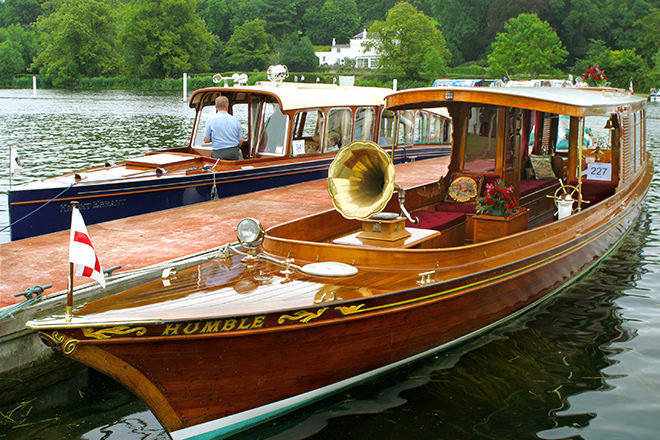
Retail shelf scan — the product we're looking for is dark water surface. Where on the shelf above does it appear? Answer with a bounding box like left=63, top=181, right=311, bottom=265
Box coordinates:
left=1, top=91, right=659, bottom=439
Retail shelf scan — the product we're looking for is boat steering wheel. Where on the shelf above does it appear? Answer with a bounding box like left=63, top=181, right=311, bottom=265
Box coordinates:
left=547, top=179, right=589, bottom=215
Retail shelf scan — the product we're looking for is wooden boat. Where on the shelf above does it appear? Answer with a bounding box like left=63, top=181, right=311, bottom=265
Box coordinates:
left=7, top=80, right=451, bottom=241
left=27, top=86, right=651, bottom=440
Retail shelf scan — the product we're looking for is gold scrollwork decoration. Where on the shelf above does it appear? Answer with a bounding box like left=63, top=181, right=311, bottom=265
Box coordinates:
left=62, top=338, right=79, bottom=355
left=335, top=304, right=365, bottom=316
left=37, top=331, right=79, bottom=355
left=38, top=330, right=65, bottom=347
left=278, top=307, right=328, bottom=324
left=82, top=326, right=147, bottom=340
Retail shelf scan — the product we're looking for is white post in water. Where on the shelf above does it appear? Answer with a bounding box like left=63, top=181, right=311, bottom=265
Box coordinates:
left=393, top=79, right=397, bottom=91
left=182, top=73, right=187, bottom=101
left=32, top=76, right=37, bottom=96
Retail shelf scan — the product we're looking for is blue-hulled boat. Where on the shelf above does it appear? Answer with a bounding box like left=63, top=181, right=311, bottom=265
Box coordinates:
left=8, top=82, right=451, bottom=240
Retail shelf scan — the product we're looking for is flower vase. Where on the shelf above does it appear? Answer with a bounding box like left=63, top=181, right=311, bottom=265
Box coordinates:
left=489, top=206, right=507, bottom=217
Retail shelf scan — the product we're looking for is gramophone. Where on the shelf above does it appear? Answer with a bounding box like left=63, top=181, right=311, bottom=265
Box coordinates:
left=327, top=141, right=418, bottom=243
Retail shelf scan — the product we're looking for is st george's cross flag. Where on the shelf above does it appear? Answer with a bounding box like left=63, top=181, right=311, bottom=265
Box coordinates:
left=69, top=205, right=106, bottom=288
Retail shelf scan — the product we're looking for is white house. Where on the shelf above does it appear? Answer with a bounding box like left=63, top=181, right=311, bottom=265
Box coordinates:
left=315, top=30, right=380, bottom=69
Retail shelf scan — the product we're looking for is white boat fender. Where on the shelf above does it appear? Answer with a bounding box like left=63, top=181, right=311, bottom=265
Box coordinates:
left=156, top=167, right=166, bottom=176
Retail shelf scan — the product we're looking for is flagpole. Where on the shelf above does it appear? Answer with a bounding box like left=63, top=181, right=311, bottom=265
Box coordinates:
left=67, top=262, right=74, bottom=322
left=66, top=201, right=79, bottom=322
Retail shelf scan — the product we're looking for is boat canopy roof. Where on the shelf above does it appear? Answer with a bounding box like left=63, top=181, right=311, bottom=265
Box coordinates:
left=190, top=83, right=392, bottom=112
left=385, top=87, right=646, bottom=117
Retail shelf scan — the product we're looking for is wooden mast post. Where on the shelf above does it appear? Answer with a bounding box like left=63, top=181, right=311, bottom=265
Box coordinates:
left=66, top=201, right=78, bottom=322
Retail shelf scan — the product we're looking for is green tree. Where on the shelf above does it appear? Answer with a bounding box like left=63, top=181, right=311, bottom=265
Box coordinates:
left=600, top=0, right=653, bottom=52
left=366, top=2, right=451, bottom=79
left=198, top=0, right=232, bottom=42
left=301, top=0, right=326, bottom=44
left=34, top=0, right=121, bottom=86
left=121, top=0, right=214, bottom=78
left=555, top=0, right=611, bottom=65
left=261, top=0, right=297, bottom=39
left=305, top=0, right=360, bottom=45
left=0, top=23, right=39, bottom=72
left=224, top=18, right=271, bottom=71
left=634, top=8, right=660, bottom=66
left=488, top=13, right=568, bottom=78
left=431, top=0, right=489, bottom=65
left=356, top=0, right=396, bottom=25
left=0, top=40, right=25, bottom=77
left=649, top=48, right=660, bottom=87
left=277, top=32, right=318, bottom=72
left=607, top=48, right=648, bottom=90
left=320, top=0, right=360, bottom=44
left=0, top=0, right=44, bottom=26
left=227, top=0, right=266, bottom=31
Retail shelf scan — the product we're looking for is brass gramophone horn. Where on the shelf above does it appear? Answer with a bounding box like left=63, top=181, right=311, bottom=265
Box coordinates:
left=327, top=141, right=395, bottom=220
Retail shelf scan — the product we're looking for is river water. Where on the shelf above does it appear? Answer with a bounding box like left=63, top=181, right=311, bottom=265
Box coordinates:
left=1, top=91, right=659, bottom=440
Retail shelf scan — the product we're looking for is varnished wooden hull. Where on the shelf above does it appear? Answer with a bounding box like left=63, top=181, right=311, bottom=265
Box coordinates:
left=33, top=159, right=650, bottom=439
left=28, top=85, right=652, bottom=439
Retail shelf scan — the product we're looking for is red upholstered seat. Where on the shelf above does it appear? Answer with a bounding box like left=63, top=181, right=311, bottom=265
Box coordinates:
left=406, top=210, right=466, bottom=231
left=569, top=180, right=616, bottom=205
left=435, top=202, right=476, bottom=213
left=519, top=178, right=557, bottom=196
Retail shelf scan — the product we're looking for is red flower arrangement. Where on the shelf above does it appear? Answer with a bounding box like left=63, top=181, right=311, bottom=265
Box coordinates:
left=583, top=64, right=608, bottom=87
left=476, top=180, right=518, bottom=216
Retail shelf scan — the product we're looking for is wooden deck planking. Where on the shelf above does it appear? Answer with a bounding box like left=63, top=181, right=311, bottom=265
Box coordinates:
left=0, top=156, right=449, bottom=307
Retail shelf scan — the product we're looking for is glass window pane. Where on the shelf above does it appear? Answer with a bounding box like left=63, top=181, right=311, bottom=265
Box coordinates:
left=354, top=107, right=375, bottom=141
left=325, top=108, right=352, bottom=152
left=292, top=110, right=324, bottom=156
left=397, top=110, right=414, bottom=145
left=194, top=105, right=216, bottom=147
left=256, top=102, right=287, bottom=155
left=464, top=105, right=497, bottom=172
left=414, top=111, right=429, bottom=144
left=378, top=110, right=396, bottom=146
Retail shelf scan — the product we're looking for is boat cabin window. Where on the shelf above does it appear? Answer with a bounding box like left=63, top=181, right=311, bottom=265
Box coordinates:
left=354, top=107, right=376, bottom=142
left=431, top=109, right=451, bottom=144
left=249, top=96, right=262, bottom=153
left=582, top=115, right=615, bottom=181
left=397, top=110, right=414, bottom=146
left=378, top=110, right=396, bottom=147
left=232, top=102, right=249, bottom=144
left=464, top=105, right=497, bottom=172
left=292, top=109, right=324, bottom=156
left=192, top=99, right=249, bottom=148
left=256, top=101, right=287, bottom=156
left=414, top=111, right=430, bottom=144
left=413, top=109, right=450, bottom=145
left=325, top=108, right=352, bottom=153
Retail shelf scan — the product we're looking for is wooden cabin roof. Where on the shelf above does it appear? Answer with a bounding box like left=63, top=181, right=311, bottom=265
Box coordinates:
left=190, top=84, right=392, bottom=112
left=385, top=87, right=647, bottom=116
